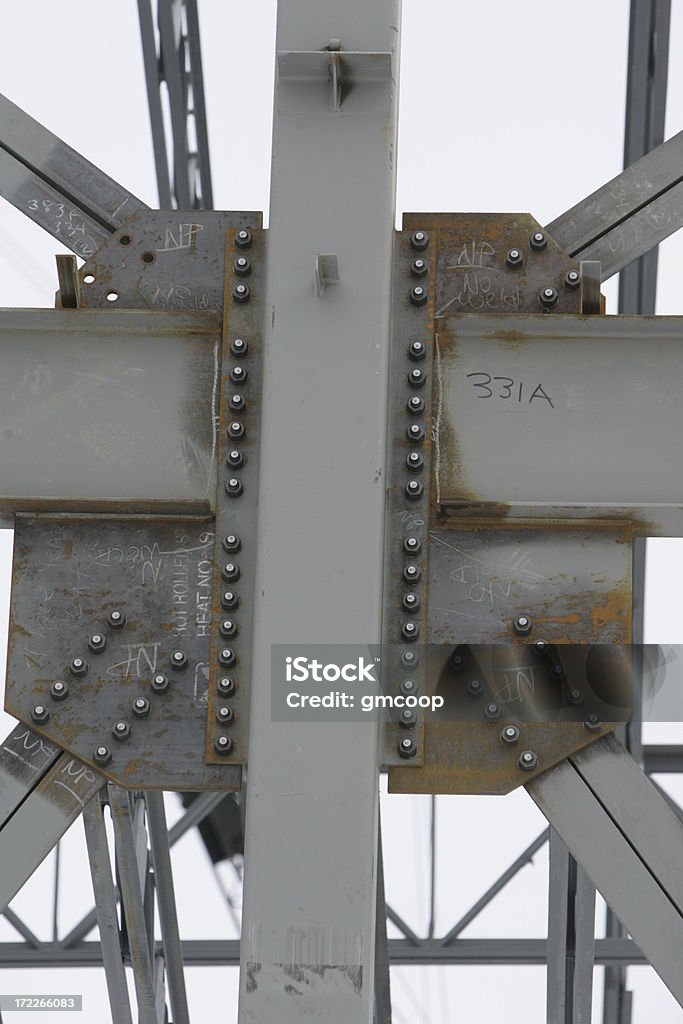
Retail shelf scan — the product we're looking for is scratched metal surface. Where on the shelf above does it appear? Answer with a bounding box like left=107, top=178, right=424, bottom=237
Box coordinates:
left=5, top=518, right=241, bottom=790
left=0, top=723, right=61, bottom=826
left=0, top=308, right=219, bottom=514
left=434, top=313, right=683, bottom=534
left=389, top=526, right=632, bottom=794
left=78, top=210, right=262, bottom=318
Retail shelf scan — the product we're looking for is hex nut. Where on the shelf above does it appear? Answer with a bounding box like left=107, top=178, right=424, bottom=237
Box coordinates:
left=107, top=610, right=126, bottom=629
left=410, top=258, right=429, bottom=277
left=407, top=368, right=426, bottom=388
left=401, top=621, right=420, bottom=641
left=222, top=562, right=241, bottom=582
left=518, top=750, right=538, bottom=771
left=410, top=230, right=429, bottom=251
left=225, top=477, right=244, bottom=497
left=484, top=701, right=502, bottom=721
left=228, top=393, right=246, bottom=412
left=402, top=592, right=420, bottom=612
left=69, top=657, right=88, bottom=677
left=564, top=269, right=580, bottom=290
left=400, top=679, right=418, bottom=696
left=513, top=614, right=532, bottom=636
left=112, top=721, right=131, bottom=741
left=221, top=590, right=239, bottom=610
left=567, top=688, right=584, bottom=707
left=217, top=677, right=236, bottom=697
left=233, top=256, right=252, bottom=277
left=403, top=564, right=421, bottom=583
left=399, top=708, right=417, bottom=728
left=232, top=283, right=250, bottom=303
left=222, top=534, right=242, bottom=553
left=401, top=651, right=419, bottom=668
left=467, top=678, right=483, bottom=698
left=216, top=706, right=235, bottom=725
left=533, top=639, right=549, bottom=657
left=406, top=423, right=426, bottom=442
left=407, top=395, right=425, bottom=414
left=405, top=480, right=424, bottom=500
left=227, top=421, right=245, bottom=439
left=539, top=286, right=559, bottom=309
left=214, top=735, right=233, bottom=755
left=50, top=681, right=68, bottom=701
left=403, top=536, right=422, bottom=555
left=501, top=725, right=520, bottom=746
left=151, top=673, right=170, bottom=694
left=398, top=736, right=418, bottom=759
left=219, top=648, right=237, bottom=667
left=235, top=229, right=252, bottom=250
left=584, top=713, right=602, bottom=732
left=230, top=337, right=249, bottom=357
left=31, top=704, right=50, bottom=724
left=529, top=231, right=547, bottom=251
left=132, top=697, right=151, bottom=718
left=406, top=452, right=424, bottom=472
left=408, top=340, right=427, bottom=361
left=220, top=619, right=238, bottom=638
left=88, top=634, right=107, bottom=653
left=94, top=745, right=112, bottom=766
left=409, top=285, right=428, bottom=306
left=170, top=650, right=188, bottom=670
left=506, top=248, right=524, bottom=268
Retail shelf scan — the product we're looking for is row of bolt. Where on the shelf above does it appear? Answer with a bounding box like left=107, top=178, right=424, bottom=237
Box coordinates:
left=504, top=231, right=580, bottom=309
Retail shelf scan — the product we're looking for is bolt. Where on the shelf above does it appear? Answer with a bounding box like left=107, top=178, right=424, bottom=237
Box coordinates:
left=232, top=283, right=250, bottom=303
left=408, top=340, right=427, bottom=361
left=225, top=449, right=240, bottom=469
left=233, top=256, right=252, bottom=276
left=584, top=712, right=602, bottom=732
left=407, top=395, right=425, bottom=414
left=50, top=681, right=68, bottom=701
left=229, top=365, right=248, bottom=385
left=220, top=619, right=238, bottom=638
left=398, top=736, right=418, bottom=758
left=94, top=745, right=112, bottom=766
left=405, top=480, right=424, bottom=500
left=88, top=633, right=106, bottom=653
left=406, top=451, right=424, bottom=472
left=403, top=592, right=420, bottom=612
left=216, top=706, right=235, bottom=724
left=230, top=337, right=249, bottom=356
left=132, top=697, right=151, bottom=718
left=501, top=725, right=520, bottom=746
left=467, top=678, right=483, bottom=697
left=530, top=231, right=547, bottom=251
left=409, top=285, right=428, bottom=306
left=400, top=679, right=418, bottom=696
left=518, top=750, right=538, bottom=771
left=407, top=368, right=426, bottom=388
left=217, top=677, right=236, bottom=697
left=401, top=650, right=419, bottom=668
left=533, top=639, right=549, bottom=656
left=403, top=564, right=421, bottom=583
left=506, top=248, right=523, bottom=268
left=222, top=562, right=241, bottom=582
left=551, top=663, right=566, bottom=680
left=70, top=657, right=88, bottom=677
left=228, top=393, right=246, bottom=412
left=219, top=648, right=237, bottom=667
left=484, top=701, right=502, bottom=721
left=404, top=536, right=422, bottom=554
left=170, top=650, right=188, bottom=670
left=235, top=228, right=252, bottom=249
left=221, top=590, right=239, bottom=610
left=107, top=610, right=126, bottom=629
left=410, top=230, right=429, bottom=251
left=222, top=534, right=242, bottom=553
left=564, top=269, right=580, bottom=289
left=225, top=477, right=244, bottom=497
left=567, top=688, right=584, bottom=706
left=539, top=286, right=559, bottom=308
left=151, top=673, right=170, bottom=693
left=513, top=614, right=532, bottom=636
left=31, top=704, right=49, bottom=723
left=407, top=423, right=426, bottom=442
left=214, top=735, right=233, bottom=755
left=450, top=651, right=466, bottom=672
left=402, top=621, right=420, bottom=641
left=112, top=721, right=130, bottom=741
left=227, top=421, right=245, bottom=439
left=411, top=258, right=428, bottom=277
left=400, top=708, right=417, bottom=727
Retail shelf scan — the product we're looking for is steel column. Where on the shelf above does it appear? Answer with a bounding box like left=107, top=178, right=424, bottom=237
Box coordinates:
left=547, top=830, right=596, bottom=1024
left=237, top=0, right=400, bottom=1019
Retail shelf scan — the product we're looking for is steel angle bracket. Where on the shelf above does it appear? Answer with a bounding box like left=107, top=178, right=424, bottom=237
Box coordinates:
left=205, top=227, right=266, bottom=765
left=5, top=516, right=240, bottom=790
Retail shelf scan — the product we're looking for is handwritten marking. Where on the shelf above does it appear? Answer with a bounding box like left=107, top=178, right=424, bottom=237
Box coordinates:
left=156, top=223, right=204, bottom=252
left=466, top=372, right=554, bottom=408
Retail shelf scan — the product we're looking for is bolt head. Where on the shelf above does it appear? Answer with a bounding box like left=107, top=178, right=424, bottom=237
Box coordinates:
left=50, top=680, right=68, bottom=701
left=221, top=590, right=239, bottom=610
left=70, top=657, right=88, bottom=677
left=405, top=480, right=424, bottom=500
left=232, top=283, right=250, bottom=303
left=220, top=619, right=238, bottom=638
left=227, top=421, right=245, bottom=439
left=484, top=701, right=502, bottom=720
left=218, top=677, right=236, bottom=696
left=539, top=286, right=559, bottom=308
left=235, top=229, right=252, bottom=249
left=31, top=704, right=49, bottom=723
left=401, top=621, right=419, bottom=641
left=513, top=614, right=533, bottom=636
left=564, top=269, right=580, bottom=289
left=407, top=395, right=425, bottom=414
left=467, top=678, right=483, bottom=697
left=222, top=562, right=241, bottom=582
left=568, top=688, right=584, bottom=706
left=518, top=750, right=538, bottom=771
left=407, top=423, right=426, bottom=442
left=222, top=534, right=242, bottom=553
left=214, top=735, right=233, bottom=755
left=401, top=651, right=419, bottom=668
left=410, top=230, right=429, bottom=252
left=225, top=477, right=243, bottom=497
left=501, top=725, right=520, bottom=746
left=112, top=721, right=130, bottom=740
left=228, top=393, right=246, bottom=411
left=107, top=610, right=126, bottom=629
left=533, top=640, right=549, bottom=656
left=88, top=633, right=106, bottom=653
left=506, top=248, right=523, bottom=267
left=408, top=368, right=426, bottom=388
left=530, top=231, right=547, bottom=251
left=170, top=651, right=187, bottom=670
left=219, top=648, right=237, bottom=667
left=233, top=256, right=252, bottom=276
left=216, top=706, right=235, bottom=724
left=398, top=736, right=418, bottom=759
left=409, top=285, right=428, bottom=306
left=151, top=673, right=170, bottom=693
left=230, top=337, right=248, bottom=356
left=132, top=697, right=151, bottom=718
left=408, top=340, right=427, bottom=361
left=94, top=745, right=112, bottom=765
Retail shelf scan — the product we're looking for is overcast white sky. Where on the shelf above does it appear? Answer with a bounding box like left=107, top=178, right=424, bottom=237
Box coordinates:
left=1, top=1, right=683, bottom=1022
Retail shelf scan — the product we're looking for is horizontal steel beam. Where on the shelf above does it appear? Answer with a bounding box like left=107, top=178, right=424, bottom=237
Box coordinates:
left=0, top=309, right=218, bottom=514
left=0, top=94, right=148, bottom=254
left=643, top=745, right=683, bottom=772
left=0, top=938, right=646, bottom=968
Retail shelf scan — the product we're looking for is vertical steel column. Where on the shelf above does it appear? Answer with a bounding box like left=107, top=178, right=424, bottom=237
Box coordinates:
left=547, top=830, right=596, bottom=1024
left=237, top=1, right=400, bottom=1021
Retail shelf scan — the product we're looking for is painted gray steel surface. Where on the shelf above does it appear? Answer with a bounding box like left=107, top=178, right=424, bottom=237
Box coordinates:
left=434, top=313, right=683, bottom=532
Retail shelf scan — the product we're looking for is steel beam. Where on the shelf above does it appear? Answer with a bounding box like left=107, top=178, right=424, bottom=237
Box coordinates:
left=83, top=795, right=134, bottom=1024
left=0, top=938, right=647, bottom=968
left=619, top=0, right=671, bottom=314
left=527, top=741, right=683, bottom=1007
left=237, top=1, right=400, bottom=1019
left=138, top=0, right=213, bottom=210
left=547, top=830, right=595, bottom=1024
left=0, top=94, right=147, bottom=253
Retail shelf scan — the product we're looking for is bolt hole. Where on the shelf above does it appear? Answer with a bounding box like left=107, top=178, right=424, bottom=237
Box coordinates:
left=83, top=273, right=95, bottom=284
left=119, top=234, right=132, bottom=246
left=141, top=251, right=156, bottom=264
left=106, top=290, right=119, bottom=303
